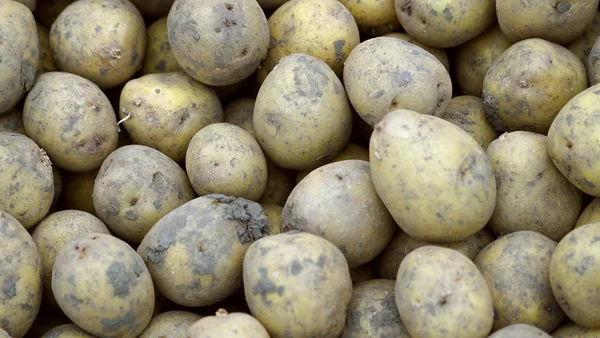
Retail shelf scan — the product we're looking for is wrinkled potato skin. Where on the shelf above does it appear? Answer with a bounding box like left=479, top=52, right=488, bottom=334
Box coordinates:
left=34, top=0, right=75, bottom=28
left=383, top=32, right=450, bottom=71
left=23, top=72, right=118, bottom=172
left=130, top=0, right=174, bottom=18
left=551, top=321, right=600, bottom=337
left=93, top=145, right=196, bottom=243
left=343, top=37, right=452, bottom=127
left=576, top=197, right=600, bottom=228
left=0, top=108, right=25, bottom=134
left=0, top=212, right=42, bottom=338
left=483, top=38, right=587, bottom=134
left=296, top=143, right=369, bottom=184
left=370, top=110, right=496, bottom=243
left=37, top=25, right=58, bottom=74
left=550, top=223, right=600, bottom=328
left=60, top=169, right=98, bottom=215
left=0, top=0, right=39, bottom=114
left=375, top=228, right=495, bottom=280
left=0, top=132, right=54, bottom=229
left=254, top=54, right=353, bottom=171
left=258, top=158, right=296, bottom=206
left=588, top=36, right=600, bottom=85
left=188, top=312, right=270, bottom=338
left=395, top=246, right=494, bottom=338
left=119, top=72, right=224, bottom=162
left=41, top=324, right=97, bottom=338
left=497, top=0, right=598, bottom=44
left=567, top=11, right=600, bottom=64
left=488, top=324, right=552, bottom=338
left=260, top=204, right=282, bottom=234
left=338, top=0, right=397, bottom=27
left=547, top=83, right=600, bottom=196
left=138, top=311, right=202, bottom=338
left=474, top=231, right=564, bottom=332
left=243, top=232, right=353, bottom=338
left=141, top=17, right=182, bottom=75
left=52, top=234, right=155, bottom=338
left=224, top=98, right=255, bottom=137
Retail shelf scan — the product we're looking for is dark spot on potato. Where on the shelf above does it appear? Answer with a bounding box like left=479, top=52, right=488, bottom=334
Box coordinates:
left=205, top=194, right=270, bottom=244
left=100, top=67, right=108, bottom=75
left=442, top=7, right=453, bottom=22
left=105, top=261, right=134, bottom=298
left=155, top=60, right=166, bottom=71
left=438, top=295, right=449, bottom=306
left=290, top=260, right=303, bottom=275
left=225, top=3, right=233, bottom=10
left=130, top=198, right=137, bottom=206
left=389, top=98, right=398, bottom=111
left=240, top=48, right=248, bottom=57
left=2, top=275, right=17, bottom=299
left=215, top=27, right=221, bottom=33
left=145, top=222, right=182, bottom=265
left=566, top=141, right=573, bottom=150
left=436, top=97, right=445, bottom=108
left=125, top=210, right=139, bottom=221
left=392, top=71, right=412, bottom=88
left=334, top=40, right=346, bottom=63
left=21, top=59, right=35, bottom=91
left=483, top=92, right=507, bottom=131
left=197, top=243, right=204, bottom=252
left=65, top=294, right=84, bottom=307
left=100, top=310, right=137, bottom=334
left=253, top=267, right=285, bottom=306
left=95, top=25, right=102, bottom=33
left=555, top=2, right=571, bottom=12
left=223, top=19, right=236, bottom=27
left=401, top=1, right=412, bottom=15
left=74, top=245, right=87, bottom=259
left=155, top=89, right=160, bottom=94
left=130, top=49, right=139, bottom=66
left=537, top=172, right=543, bottom=179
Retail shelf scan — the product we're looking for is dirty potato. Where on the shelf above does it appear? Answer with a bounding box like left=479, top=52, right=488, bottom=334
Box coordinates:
left=41, top=324, right=97, bottom=338
left=551, top=321, right=600, bottom=337
left=338, top=0, right=397, bottom=29
left=258, top=158, right=296, bottom=206
left=141, top=17, right=182, bottom=75
left=0, top=108, right=25, bottom=134
left=188, top=309, right=269, bottom=338
left=488, top=324, right=552, bottom=338
left=383, top=32, right=450, bottom=70
left=138, top=311, right=202, bottom=338
left=60, top=169, right=98, bottom=215
left=588, top=36, right=600, bottom=85
left=224, top=98, right=255, bottom=137
left=37, top=25, right=58, bottom=74
left=261, top=204, right=282, bottom=234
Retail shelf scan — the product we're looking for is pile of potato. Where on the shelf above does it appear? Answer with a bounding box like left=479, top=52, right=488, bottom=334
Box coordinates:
left=2, top=0, right=600, bottom=337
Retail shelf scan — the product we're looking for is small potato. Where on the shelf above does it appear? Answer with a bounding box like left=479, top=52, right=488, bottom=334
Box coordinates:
left=338, top=0, right=397, bottom=28
left=383, top=32, right=450, bottom=71
left=138, top=311, right=202, bottom=338
left=282, top=160, right=396, bottom=267
left=567, top=11, right=600, bottom=64
left=34, top=0, right=75, bottom=28
left=342, top=279, right=410, bottom=338
left=50, top=0, right=146, bottom=90
left=254, top=53, right=353, bottom=170
left=0, top=108, right=25, bottom=134
left=37, top=25, right=58, bottom=74
left=186, top=123, right=267, bottom=201
left=575, top=197, right=600, bottom=228
left=188, top=309, right=269, bottom=338
left=141, top=17, right=182, bottom=75
left=0, top=211, right=42, bottom=338
left=588, top=36, right=600, bottom=85
left=130, top=0, right=174, bottom=18
left=243, top=231, right=353, bottom=338
left=224, top=98, right=255, bottom=137
left=395, top=246, right=494, bottom=338
left=258, top=158, right=296, bottom=206
left=370, top=109, right=496, bottom=243
left=0, top=132, right=54, bottom=229
left=261, top=204, right=282, bottom=234
left=343, top=37, right=452, bottom=127
left=119, top=72, right=224, bottom=162
left=52, top=233, right=155, bottom=338
left=349, top=264, right=376, bottom=285
left=60, top=169, right=98, bottom=215
left=474, top=231, right=565, bottom=332
left=375, top=228, right=496, bottom=280
left=93, top=145, right=196, bottom=243
left=551, top=321, right=600, bottom=337
left=550, top=223, right=600, bottom=328
left=488, top=324, right=552, bottom=338
left=23, top=72, right=118, bottom=172
left=41, top=324, right=97, bottom=338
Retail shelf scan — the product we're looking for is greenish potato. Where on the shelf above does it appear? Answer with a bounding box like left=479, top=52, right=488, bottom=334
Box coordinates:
left=41, top=324, right=97, bottom=338
left=383, top=32, right=450, bottom=71
left=551, top=321, right=600, bottom=337
left=130, top=0, right=174, bottom=18
left=34, top=0, right=75, bottom=28
left=224, top=98, right=255, bottom=137
left=296, top=143, right=370, bottom=183
left=258, top=158, right=296, bottom=206
left=588, top=36, right=600, bottom=85
left=488, top=324, right=552, bottom=338
left=60, top=169, right=98, bottom=215
left=338, top=0, right=397, bottom=28
left=188, top=310, right=269, bottom=338
left=575, top=197, right=600, bottom=228
left=567, top=11, right=600, bottom=65
left=260, top=204, right=282, bottom=235
left=138, top=311, right=202, bottom=338
left=0, top=108, right=25, bottom=134
left=141, top=17, right=182, bottom=75
left=37, top=25, right=58, bottom=74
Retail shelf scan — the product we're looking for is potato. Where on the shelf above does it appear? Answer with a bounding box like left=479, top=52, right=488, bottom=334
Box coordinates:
left=296, top=143, right=371, bottom=183
left=119, top=72, right=224, bottom=162
left=383, top=32, right=450, bottom=71
left=282, top=160, right=396, bottom=267
left=224, top=98, right=255, bottom=137
left=547, top=83, right=600, bottom=196
left=342, top=279, right=410, bottom=338
left=0, top=132, right=54, bottom=229
left=41, top=324, right=97, bottom=338
left=488, top=324, right=552, bottom=338
left=0, top=329, right=8, bottom=338
left=34, top=0, right=75, bottom=28
left=497, top=0, right=598, bottom=44
left=453, top=25, right=512, bottom=97
left=588, top=36, right=600, bottom=85
left=243, top=231, right=353, bottom=338
left=212, top=78, right=251, bottom=102
left=50, top=168, right=63, bottom=209
left=188, top=309, right=269, bottom=338
left=359, top=21, right=403, bottom=39
left=343, top=37, right=452, bottom=127
left=0, top=0, right=39, bottom=114
left=130, top=0, right=174, bottom=18
left=185, top=123, right=267, bottom=201
left=567, top=11, right=600, bottom=64
left=0, top=108, right=25, bottom=134
left=375, top=228, right=496, bottom=279
left=37, top=25, right=58, bottom=74
left=550, top=223, right=600, bottom=328
left=349, top=264, right=376, bottom=285
left=370, top=109, right=496, bottom=243
left=50, top=0, right=146, bottom=90
left=167, top=0, right=269, bottom=86
left=31, top=210, right=110, bottom=309
left=486, top=131, right=583, bottom=240
left=138, top=311, right=202, bottom=338
left=256, top=0, right=360, bottom=83
left=141, top=17, right=182, bottom=75
left=256, top=0, right=290, bottom=10
left=52, top=233, right=155, bottom=337
left=60, top=170, right=98, bottom=215
left=395, top=246, right=494, bottom=338
left=23, top=72, right=118, bottom=172
left=474, top=231, right=565, bottom=332
left=0, top=212, right=42, bottom=338
left=437, top=96, right=499, bottom=150
left=15, top=0, right=36, bottom=10
left=483, top=38, right=587, bottom=134
left=257, top=158, right=296, bottom=206
left=395, top=0, right=495, bottom=48
left=338, top=0, right=397, bottom=28
left=93, top=145, right=196, bottom=243
left=254, top=53, right=353, bottom=170
left=552, top=321, right=600, bottom=337
left=261, top=204, right=282, bottom=235
left=576, top=197, right=600, bottom=228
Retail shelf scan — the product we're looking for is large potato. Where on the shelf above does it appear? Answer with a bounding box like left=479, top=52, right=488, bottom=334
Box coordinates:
left=141, top=17, right=182, bottom=75
left=552, top=321, right=600, bottom=337
left=60, top=169, right=98, bottom=215
left=343, top=37, right=452, bottom=127
left=576, top=197, right=600, bottom=228
left=483, top=38, right=587, bottom=133
left=370, top=109, right=496, bottom=243
left=188, top=310, right=269, bottom=338
left=138, top=311, right=202, bottom=338
left=588, top=36, right=600, bottom=85
left=488, top=324, right=552, bottom=338
left=41, top=324, right=97, bottom=338
left=258, top=158, right=296, bottom=206
left=395, top=246, right=494, bottom=338
left=254, top=53, right=353, bottom=170
left=383, top=32, right=450, bottom=71
left=130, top=0, right=174, bottom=18
left=338, top=0, right=397, bottom=28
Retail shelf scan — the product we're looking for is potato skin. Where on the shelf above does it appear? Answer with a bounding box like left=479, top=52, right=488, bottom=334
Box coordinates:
left=0, top=211, right=42, bottom=338
left=395, top=246, right=494, bottom=338
left=138, top=311, right=202, bottom=338
left=224, top=98, right=255, bottom=137
left=488, top=324, right=552, bottom=338
left=141, top=17, right=182, bottom=75
left=243, top=231, right=353, bottom=338
left=343, top=37, right=451, bottom=127
left=0, top=329, right=8, bottom=338
left=296, top=143, right=370, bottom=183
left=41, top=324, right=97, bottom=338
left=370, top=109, right=496, bottom=243
left=567, top=11, right=600, bottom=65
left=60, top=169, right=98, bottom=215
left=37, top=25, right=58, bottom=74
left=383, top=32, right=450, bottom=71
left=258, top=158, right=296, bottom=206
left=129, top=0, right=174, bottom=18
left=261, top=204, right=282, bottom=234
left=338, top=0, right=397, bottom=28
left=575, top=197, right=600, bottom=228
left=188, top=311, right=269, bottom=338
left=588, top=36, right=600, bottom=86
left=551, top=321, right=600, bottom=337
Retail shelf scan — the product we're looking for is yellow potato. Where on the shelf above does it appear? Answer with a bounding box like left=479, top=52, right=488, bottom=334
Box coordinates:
left=383, top=32, right=450, bottom=71
left=141, top=17, right=182, bottom=75
left=138, top=311, right=202, bottom=338
left=223, top=98, right=255, bottom=137
left=576, top=197, right=600, bottom=228
left=37, top=25, right=58, bottom=74
left=488, top=324, right=552, bottom=338
left=551, top=321, right=600, bottom=337
left=188, top=310, right=269, bottom=338
left=338, top=0, right=397, bottom=28
left=41, top=324, right=97, bottom=338
left=567, top=11, right=600, bottom=65
left=260, top=204, right=282, bottom=234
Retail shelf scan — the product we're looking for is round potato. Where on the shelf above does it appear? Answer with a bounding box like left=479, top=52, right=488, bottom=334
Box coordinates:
left=0, top=108, right=25, bottom=134
left=474, top=231, right=565, bottom=332
left=338, top=0, right=397, bottom=28
left=395, top=0, right=495, bottom=48
left=0, top=0, right=39, bottom=114
left=551, top=321, right=600, bottom=337
left=254, top=53, right=353, bottom=170
left=41, top=324, right=97, bottom=338
left=138, top=311, right=202, bottom=338
left=0, top=211, right=42, bottom=338
left=23, top=72, right=118, bottom=172
left=141, top=17, right=182, bottom=75
left=483, top=38, right=587, bottom=133
left=224, top=98, right=255, bottom=137
left=130, top=0, right=174, bottom=18
left=567, top=11, right=600, bottom=65
left=588, top=36, right=600, bottom=85
left=383, top=32, right=450, bottom=71
left=258, top=158, right=296, bottom=206
left=488, top=324, right=552, bottom=338
left=50, top=0, right=146, bottom=89
left=550, top=223, right=600, bottom=328
left=497, top=0, right=598, bottom=44
left=52, top=233, right=155, bottom=337
left=37, top=25, right=57, bottom=74
left=0, top=132, right=54, bottom=229
left=576, top=197, right=600, bottom=228
left=343, top=37, right=452, bottom=127
left=188, top=309, right=269, bottom=338
left=370, top=109, right=496, bottom=243
left=243, top=231, right=353, bottom=338
left=60, top=169, right=98, bottom=215
left=261, top=204, right=282, bottom=234
left=34, top=0, right=75, bottom=28
left=395, top=246, right=494, bottom=338
left=119, top=72, right=224, bottom=162
left=167, top=0, right=269, bottom=86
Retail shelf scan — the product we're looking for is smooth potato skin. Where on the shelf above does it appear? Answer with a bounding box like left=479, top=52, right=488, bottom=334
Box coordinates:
left=224, top=98, right=255, bottom=137
left=338, top=0, right=397, bottom=27
left=0, top=109, right=25, bottom=134
left=40, top=324, right=97, bottom=338
left=383, top=32, right=450, bottom=71
left=488, top=324, right=552, bottom=338
left=138, top=311, right=202, bottom=338
left=141, top=17, right=182, bottom=75
left=576, top=197, right=600, bottom=228
left=0, top=212, right=42, bottom=338
left=370, top=109, right=496, bottom=243
left=60, top=169, right=98, bottom=215
left=551, top=321, right=600, bottom=337
left=588, top=36, right=600, bottom=86
left=188, top=312, right=270, bottom=338
left=243, top=232, right=353, bottom=338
